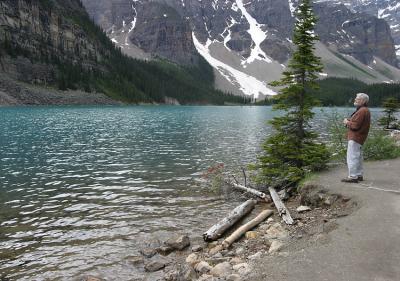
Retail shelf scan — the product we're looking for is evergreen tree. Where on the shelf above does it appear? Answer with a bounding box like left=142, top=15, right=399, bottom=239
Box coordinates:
left=257, top=0, right=330, bottom=188
left=378, top=97, right=400, bottom=129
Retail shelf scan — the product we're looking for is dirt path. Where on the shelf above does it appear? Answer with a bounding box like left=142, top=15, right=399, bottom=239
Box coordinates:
left=247, top=158, right=400, bottom=281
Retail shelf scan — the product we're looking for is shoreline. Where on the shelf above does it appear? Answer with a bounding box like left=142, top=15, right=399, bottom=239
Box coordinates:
left=79, top=174, right=355, bottom=281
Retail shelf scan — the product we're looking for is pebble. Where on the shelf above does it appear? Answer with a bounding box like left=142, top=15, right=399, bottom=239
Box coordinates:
left=297, top=205, right=312, bottom=213
left=248, top=251, right=262, bottom=260
left=127, top=256, right=144, bottom=265
left=232, top=263, right=251, bottom=276
left=185, top=253, right=199, bottom=266
left=209, top=244, right=223, bottom=256
left=265, top=223, right=288, bottom=239
left=144, top=260, right=166, bottom=272
left=245, top=231, right=260, bottom=239
left=157, top=245, right=174, bottom=256
left=210, top=261, right=232, bottom=277
left=192, top=245, right=203, bottom=252
left=269, top=240, right=284, bottom=254
left=140, top=248, right=157, bottom=258
left=227, top=273, right=242, bottom=281
left=164, top=235, right=190, bottom=250
left=229, top=257, right=244, bottom=265
left=235, top=247, right=246, bottom=255
left=195, top=261, right=212, bottom=274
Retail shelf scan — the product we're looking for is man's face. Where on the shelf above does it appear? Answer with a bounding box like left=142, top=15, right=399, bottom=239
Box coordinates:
left=354, top=96, right=365, bottom=107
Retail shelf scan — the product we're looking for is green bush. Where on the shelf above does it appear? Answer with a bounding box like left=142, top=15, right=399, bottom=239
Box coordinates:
left=363, top=130, right=400, bottom=160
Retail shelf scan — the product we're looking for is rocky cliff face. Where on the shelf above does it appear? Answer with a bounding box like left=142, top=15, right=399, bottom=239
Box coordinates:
left=314, top=2, right=397, bottom=66
left=318, top=0, right=400, bottom=59
left=0, top=0, right=106, bottom=84
left=130, top=2, right=200, bottom=65
left=82, top=0, right=200, bottom=65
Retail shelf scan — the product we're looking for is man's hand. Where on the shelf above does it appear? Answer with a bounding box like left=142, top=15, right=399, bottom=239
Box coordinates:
left=343, top=118, right=349, bottom=126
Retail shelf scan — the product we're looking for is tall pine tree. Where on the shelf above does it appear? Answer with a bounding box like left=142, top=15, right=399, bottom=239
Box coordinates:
left=257, top=0, right=330, bottom=188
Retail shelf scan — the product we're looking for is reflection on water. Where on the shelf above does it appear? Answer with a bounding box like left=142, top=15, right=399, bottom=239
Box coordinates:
left=0, top=106, right=362, bottom=280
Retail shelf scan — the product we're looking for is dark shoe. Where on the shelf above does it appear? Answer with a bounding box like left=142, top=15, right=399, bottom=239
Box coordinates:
left=357, top=176, right=363, bottom=181
left=341, top=178, right=359, bottom=183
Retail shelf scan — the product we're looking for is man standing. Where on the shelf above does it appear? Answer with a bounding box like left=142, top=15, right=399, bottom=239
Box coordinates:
left=342, top=93, right=371, bottom=183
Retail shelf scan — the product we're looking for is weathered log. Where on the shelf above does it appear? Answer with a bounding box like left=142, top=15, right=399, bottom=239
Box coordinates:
left=222, top=209, right=273, bottom=248
left=268, top=187, right=294, bottom=225
left=229, top=182, right=272, bottom=202
left=203, top=199, right=257, bottom=242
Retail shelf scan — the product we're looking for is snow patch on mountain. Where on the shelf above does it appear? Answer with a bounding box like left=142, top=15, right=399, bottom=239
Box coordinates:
left=193, top=33, right=276, bottom=98
left=288, top=0, right=298, bottom=17
left=235, top=0, right=272, bottom=65
left=223, top=17, right=237, bottom=49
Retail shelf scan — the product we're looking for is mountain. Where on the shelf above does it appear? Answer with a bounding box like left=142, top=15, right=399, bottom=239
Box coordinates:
left=316, top=0, right=400, bottom=58
left=82, top=0, right=400, bottom=99
left=0, top=0, right=246, bottom=105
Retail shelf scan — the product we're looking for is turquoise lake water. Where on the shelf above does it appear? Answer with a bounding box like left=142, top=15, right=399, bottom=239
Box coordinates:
left=0, top=105, right=367, bottom=280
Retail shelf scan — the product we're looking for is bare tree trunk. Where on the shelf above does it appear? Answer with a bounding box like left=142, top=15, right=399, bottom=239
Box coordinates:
left=222, top=209, right=273, bottom=248
left=228, top=182, right=272, bottom=202
left=203, top=199, right=257, bottom=242
left=269, top=187, right=294, bottom=225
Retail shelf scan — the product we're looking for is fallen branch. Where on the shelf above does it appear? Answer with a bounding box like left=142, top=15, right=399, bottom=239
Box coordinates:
left=203, top=199, right=257, bottom=242
left=228, top=182, right=272, bottom=202
left=241, top=167, right=247, bottom=187
left=222, top=209, right=273, bottom=248
left=268, top=187, right=294, bottom=225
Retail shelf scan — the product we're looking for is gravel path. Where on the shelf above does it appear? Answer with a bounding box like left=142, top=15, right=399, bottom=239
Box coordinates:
left=247, top=158, right=400, bottom=281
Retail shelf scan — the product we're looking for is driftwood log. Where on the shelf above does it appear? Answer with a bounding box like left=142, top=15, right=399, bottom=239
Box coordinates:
left=229, top=182, right=272, bottom=203
left=203, top=199, right=257, bottom=242
left=222, top=209, right=273, bottom=248
left=268, top=187, right=294, bottom=225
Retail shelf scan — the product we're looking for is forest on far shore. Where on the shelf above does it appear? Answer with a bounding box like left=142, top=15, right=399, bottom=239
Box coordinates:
left=258, top=78, right=400, bottom=107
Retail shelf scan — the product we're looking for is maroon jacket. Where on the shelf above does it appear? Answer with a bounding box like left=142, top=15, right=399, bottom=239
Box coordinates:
left=347, top=106, right=371, bottom=145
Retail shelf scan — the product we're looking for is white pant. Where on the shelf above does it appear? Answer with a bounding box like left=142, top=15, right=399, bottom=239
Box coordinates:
left=347, top=140, right=363, bottom=179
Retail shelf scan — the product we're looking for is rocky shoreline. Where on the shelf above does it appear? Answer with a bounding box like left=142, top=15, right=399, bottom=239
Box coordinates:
left=80, top=184, right=355, bottom=281
left=0, top=75, right=122, bottom=106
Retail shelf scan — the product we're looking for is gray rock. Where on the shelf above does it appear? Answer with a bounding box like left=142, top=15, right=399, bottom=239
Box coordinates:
left=265, top=223, right=288, bottom=240
left=165, top=235, right=190, bottom=250
left=296, top=205, right=312, bottom=213
left=195, top=261, right=212, bottom=274
left=183, top=267, right=197, bottom=280
left=197, top=274, right=214, bottom=281
left=163, top=270, right=179, bottom=281
left=210, top=261, right=232, bottom=277
left=157, top=245, right=174, bottom=256
left=191, top=245, right=203, bottom=252
left=229, top=257, right=244, bottom=265
left=248, top=251, right=262, bottom=260
left=205, top=256, right=230, bottom=266
left=185, top=253, right=199, bottom=266
left=232, top=263, right=251, bottom=276
left=268, top=241, right=284, bottom=254
left=144, top=260, right=166, bottom=272
left=235, top=247, right=245, bottom=255
left=227, top=274, right=242, bottom=281
left=127, top=255, right=144, bottom=265
left=209, top=245, right=223, bottom=256
left=140, top=248, right=157, bottom=258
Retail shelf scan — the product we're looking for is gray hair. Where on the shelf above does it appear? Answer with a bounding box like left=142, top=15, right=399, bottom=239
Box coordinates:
left=356, top=93, right=369, bottom=105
